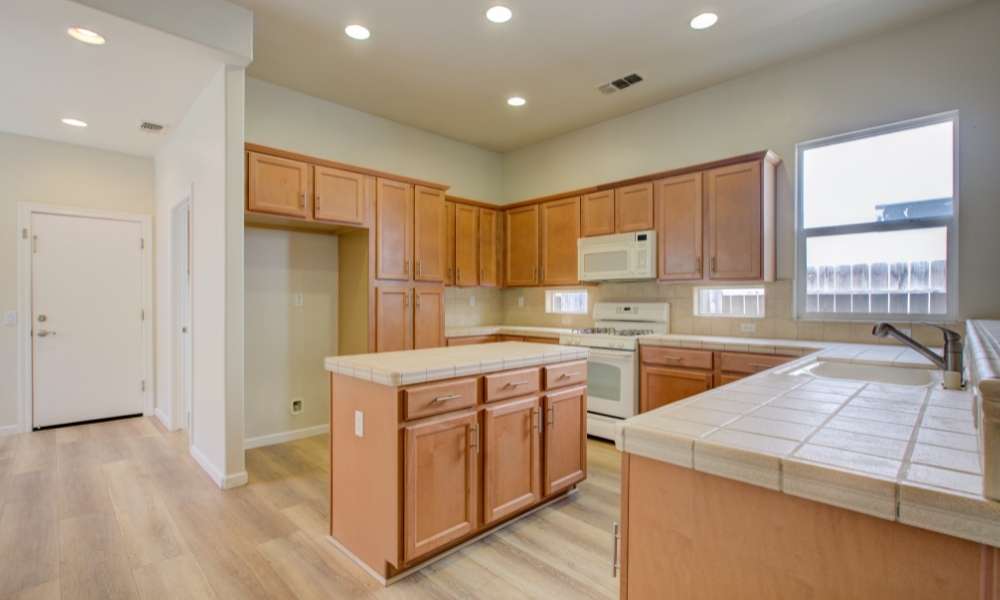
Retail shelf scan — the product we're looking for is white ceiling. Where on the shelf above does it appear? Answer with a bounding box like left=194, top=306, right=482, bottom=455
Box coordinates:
left=234, top=0, right=974, bottom=152
left=0, top=0, right=227, bottom=157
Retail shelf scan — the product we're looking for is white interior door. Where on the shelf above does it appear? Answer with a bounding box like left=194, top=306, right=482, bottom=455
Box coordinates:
left=31, top=212, right=145, bottom=428
left=171, top=200, right=193, bottom=434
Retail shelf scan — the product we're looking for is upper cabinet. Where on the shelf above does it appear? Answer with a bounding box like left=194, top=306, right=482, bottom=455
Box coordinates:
left=580, top=190, right=615, bottom=237
left=655, top=172, right=703, bottom=280
left=505, top=205, right=540, bottom=286
left=376, top=178, right=414, bottom=281
left=615, top=182, right=654, bottom=233
left=314, top=166, right=368, bottom=225
left=248, top=152, right=311, bottom=218
left=479, top=208, right=499, bottom=287
left=705, top=160, right=769, bottom=281
left=540, top=197, right=581, bottom=286
left=413, top=186, right=446, bottom=282
left=454, top=204, right=479, bottom=286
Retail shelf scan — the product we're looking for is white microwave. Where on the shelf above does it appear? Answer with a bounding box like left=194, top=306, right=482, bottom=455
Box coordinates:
left=578, top=230, right=657, bottom=281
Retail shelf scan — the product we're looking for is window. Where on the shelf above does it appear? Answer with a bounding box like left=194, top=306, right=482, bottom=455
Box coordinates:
left=795, top=112, right=957, bottom=320
left=694, top=287, right=765, bottom=318
left=545, top=289, right=589, bottom=314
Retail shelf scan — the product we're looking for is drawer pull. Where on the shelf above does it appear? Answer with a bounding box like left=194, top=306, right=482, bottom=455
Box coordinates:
left=557, top=373, right=571, bottom=380
left=503, top=381, right=529, bottom=389
left=658, top=356, right=682, bottom=362
left=431, top=394, right=461, bottom=403
left=611, top=522, right=621, bottom=577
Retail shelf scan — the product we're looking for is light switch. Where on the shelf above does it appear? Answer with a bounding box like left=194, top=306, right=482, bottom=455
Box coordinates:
left=292, top=293, right=304, bottom=307
left=2, top=311, right=15, bottom=327
left=740, top=323, right=757, bottom=334
left=354, top=410, right=364, bottom=438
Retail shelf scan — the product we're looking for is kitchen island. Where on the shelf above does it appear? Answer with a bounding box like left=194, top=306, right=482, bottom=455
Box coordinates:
left=325, top=342, right=589, bottom=584
left=615, top=325, right=1000, bottom=600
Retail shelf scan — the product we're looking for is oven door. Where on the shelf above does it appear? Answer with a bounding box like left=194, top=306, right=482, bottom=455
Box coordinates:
left=585, top=348, right=637, bottom=419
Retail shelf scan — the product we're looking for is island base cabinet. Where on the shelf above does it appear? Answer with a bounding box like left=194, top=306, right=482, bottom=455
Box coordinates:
left=403, top=410, right=479, bottom=564
left=483, top=397, right=542, bottom=525
left=618, top=453, right=997, bottom=600
left=543, top=385, right=587, bottom=496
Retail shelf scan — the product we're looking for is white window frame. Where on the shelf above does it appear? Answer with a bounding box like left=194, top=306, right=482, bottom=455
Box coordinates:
left=545, top=289, right=589, bottom=315
left=693, top=286, right=766, bottom=319
left=794, top=111, right=959, bottom=322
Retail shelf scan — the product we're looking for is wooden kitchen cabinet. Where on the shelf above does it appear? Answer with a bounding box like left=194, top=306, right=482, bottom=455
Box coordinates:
left=247, top=152, right=312, bottom=218
left=615, top=182, right=654, bottom=232
left=581, top=190, right=615, bottom=237
left=483, top=396, right=542, bottom=525
left=705, top=160, right=763, bottom=280
left=445, top=202, right=456, bottom=285
left=414, top=186, right=446, bottom=282
left=376, top=178, right=414, bottom=281
left=539, top=197, right=581, bottom=285
left=454, top=204, right=479, bottom=286
left=413, top=288, right=445, bottom=349
left=542, top=385, right=587, bottom=496
left=375, top=286, right=412, bottom=352
left=446, top=335, right=499, bottom=346
left=314, top=165, right=367, bottom=225
left=505, top=205, right=540, bottom=286
left=479, top=208, right=499, bottom=287
left=639, top=365, right=713, bottom=413
left=655, top=172, right=703, bottom=280
left=403, top=410, right=479, bottom=562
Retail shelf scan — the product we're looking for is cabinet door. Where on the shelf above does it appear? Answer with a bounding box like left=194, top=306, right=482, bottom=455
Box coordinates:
left=715, top=373, right=744, bottom=387
left=615, top=182, right=654, bottom=233
left=639, top=365, right=713, bottom=413
left=483, top=396, right=542, bottom=525
left=705, top=161, right=762, bottom=280
left=543, top=385, right=586, bottom=496
left=314, top=166, right=366, bottom=224
left=581, top=190, right=615, bottom=237
left=539, top=197, right=580, bottom=286
left=403, top=411, right=479, bottom=563
left=376, top=178, right=413, bottom=281
left=413, top=186, right=446, bottom=282
left=454, top=204, right=479, bottom=286
left=413, top=287, right=445, bottom=349
left=247, top=152, right=311, bottom=218
left=505, top=205, right=539, bottom=286
left=375, top=286, right=412, bottom=352
left=479, top=208, right=499, bottom=287
left=445, top=202, right=456, bottom=285
left=655, top=173, right=703, bottom=280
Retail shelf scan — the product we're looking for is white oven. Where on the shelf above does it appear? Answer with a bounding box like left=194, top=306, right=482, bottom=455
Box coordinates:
left=585, top=347, right=637, bottom=420
left=578, top=230, right=656, bottom=281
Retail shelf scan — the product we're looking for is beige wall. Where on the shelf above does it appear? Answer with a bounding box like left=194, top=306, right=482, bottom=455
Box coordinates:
left=0, top=132, right=153, bottom=430
left=245, top=78, right=503, bottom=201
left=245, top=227, right=336, bottom=441
left=500, top=1, right=1000, bottom=320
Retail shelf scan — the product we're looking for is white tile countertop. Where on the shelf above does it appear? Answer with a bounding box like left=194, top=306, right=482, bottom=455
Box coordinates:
left=445, top=325, right=571, bottom=338
left=617, top=327, right=1000, bottom=548
left=324, top=342, right=588, bottom=386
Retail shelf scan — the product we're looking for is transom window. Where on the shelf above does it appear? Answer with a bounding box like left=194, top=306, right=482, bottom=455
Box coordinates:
left=545, top=289, right=589, bottom=314
left=694, top=287, right=765, bottom=318
left=795, top=112, right=957, bottom=320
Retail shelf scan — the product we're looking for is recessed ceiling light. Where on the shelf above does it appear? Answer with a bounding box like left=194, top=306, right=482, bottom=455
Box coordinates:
left=344, top=24, right=371, bottom=40
left=486, top=6, right=513, bottom=24
left=507, top=96, right=526, bottom=107
left=67, top=27, right=106, bottom=45
left=61, top=118, right=88, bottom=128
left=690, top=12, right=719, bottom=30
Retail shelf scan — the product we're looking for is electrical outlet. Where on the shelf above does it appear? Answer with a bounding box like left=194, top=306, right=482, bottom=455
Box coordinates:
left=740, top=323, right=757, bottom=334
left=354, top=410, right=364, bottom=438
left=292, top=292, right=304, bottom=307
left=2, top=311, right=15, bottom=327
left=290, top=398, right=304, bottom=415
left=517, top=296, right=525, bottom=308
left=468, top=295, right=476, bottom=307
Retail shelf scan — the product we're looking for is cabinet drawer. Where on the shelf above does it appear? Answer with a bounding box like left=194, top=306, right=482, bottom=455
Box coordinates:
left=446, top=335, right=497, bottom=346
left=523, top=336, right=559, bottom=345
left=719, top=352, right=792, bottom=375
left=641, top=346, right=713, bottom=370
left=403, top=378, right=478, bottom=420
left=485, top=368, right=541, bottom=403
left=544, top=361, right=587, bottom=390
left=497, top=335, right=525, bottom=342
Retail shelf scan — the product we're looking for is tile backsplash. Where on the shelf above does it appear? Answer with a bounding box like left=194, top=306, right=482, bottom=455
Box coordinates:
left=444, top=287, right=503, bottom=327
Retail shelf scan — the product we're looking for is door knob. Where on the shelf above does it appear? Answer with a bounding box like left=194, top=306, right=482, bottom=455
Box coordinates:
left=36, top=329, right=56, bottom=337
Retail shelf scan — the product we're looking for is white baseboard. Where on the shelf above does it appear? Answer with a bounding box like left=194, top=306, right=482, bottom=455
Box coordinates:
left=0, top=424, right=21, bottom=437
left=154, top=407, right=173, bottom=430
left=189, top=444, right=247, bottom=489
left=244, top=424, right=328, bottom=449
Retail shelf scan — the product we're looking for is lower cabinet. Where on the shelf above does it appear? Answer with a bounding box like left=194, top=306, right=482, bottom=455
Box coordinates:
left=403, top=410, right=479, bottom=562
left=543, top=385, right=587, bottom=495
left=446, top=335, right=499, bottom=346
left=639, top=365, right=714, bottom=413
left=483, top=396, right=542, bottom=525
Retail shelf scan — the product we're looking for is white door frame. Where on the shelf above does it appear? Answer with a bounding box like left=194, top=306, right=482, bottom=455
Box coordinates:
left=16, top=202, right=154, bottom=432
left=170, top=196, right=194, bottom=439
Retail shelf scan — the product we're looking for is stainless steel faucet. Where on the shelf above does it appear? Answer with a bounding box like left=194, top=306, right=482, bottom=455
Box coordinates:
left=872, top=323, right=964, bottom=388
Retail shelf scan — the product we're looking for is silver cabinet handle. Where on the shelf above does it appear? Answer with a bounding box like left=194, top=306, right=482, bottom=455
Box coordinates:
left=611, top=522, right=621, bottom=577
left=431, top=394, right=461, bottom=403
left=36, top=329, right=56, bottom=337
left=503, top=381, right=529, bottom=389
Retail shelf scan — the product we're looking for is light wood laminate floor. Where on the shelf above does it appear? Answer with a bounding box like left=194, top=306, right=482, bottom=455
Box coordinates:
left=0, top=417, right=620, bottom=599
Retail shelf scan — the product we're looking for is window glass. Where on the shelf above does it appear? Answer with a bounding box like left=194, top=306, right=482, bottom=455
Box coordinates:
left=545, top=290, right=588, bottom=314
left=694, top=287, right=765, bottom=318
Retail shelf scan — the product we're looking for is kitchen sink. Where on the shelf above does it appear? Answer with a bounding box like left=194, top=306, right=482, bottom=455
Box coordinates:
left=789, top=360, right=936, bottom=387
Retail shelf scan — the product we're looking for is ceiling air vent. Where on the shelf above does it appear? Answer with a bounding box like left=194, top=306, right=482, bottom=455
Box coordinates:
left=597, top=73, right=643, bottom=95
left=138, top=121, right=165, bottom=133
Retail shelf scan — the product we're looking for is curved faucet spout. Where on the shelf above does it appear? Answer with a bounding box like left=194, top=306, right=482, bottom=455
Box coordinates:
left=871, top=323, right=964, bottom=387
